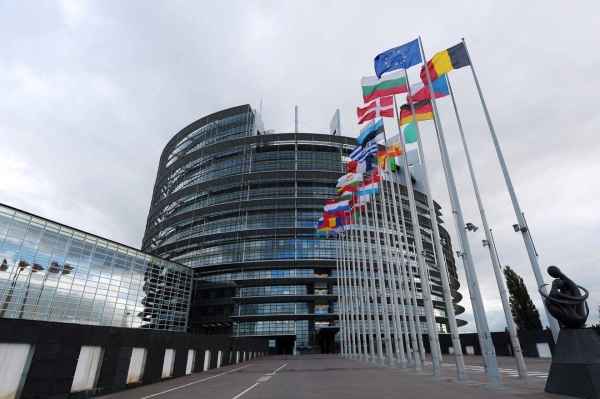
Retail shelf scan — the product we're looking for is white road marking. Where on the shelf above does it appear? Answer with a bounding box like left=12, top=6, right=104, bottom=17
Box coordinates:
left=140, top=365, right=251, bottom=399
left=273, top=364, right=287, bottom=373
left=232, top=383, right=259, bottom=399
left=464, top=365, right=548, bottom=379
left=231, top=363, right=287, bottom=399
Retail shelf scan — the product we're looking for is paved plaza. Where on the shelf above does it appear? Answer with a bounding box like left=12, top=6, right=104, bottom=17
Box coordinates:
left=102, top=354, right=571, bottom=399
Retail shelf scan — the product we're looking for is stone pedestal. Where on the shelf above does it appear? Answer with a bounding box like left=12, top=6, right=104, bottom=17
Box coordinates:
left=545, top=329, right=600, bottom=398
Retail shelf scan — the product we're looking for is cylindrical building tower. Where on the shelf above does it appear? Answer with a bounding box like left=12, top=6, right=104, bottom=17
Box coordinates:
left=142, top=104, right=464, bottom=355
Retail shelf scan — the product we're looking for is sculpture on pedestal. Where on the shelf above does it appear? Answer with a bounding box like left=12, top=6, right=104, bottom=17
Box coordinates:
left=541, top=266, right=599, bottom=398
left=539, top=265, right=589, bottom=329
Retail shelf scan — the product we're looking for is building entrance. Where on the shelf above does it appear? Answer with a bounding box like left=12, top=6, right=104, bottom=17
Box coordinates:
left=275, top=337, right=295, bottom=355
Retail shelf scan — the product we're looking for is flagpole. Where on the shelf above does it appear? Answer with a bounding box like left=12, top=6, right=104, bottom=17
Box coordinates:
left=381, top=151, right=414, bottom=365
left=392, top=95, right=424, bottom=370
left=398, top=186, right=422, bottom=371
left=418, top=36, right=502, bottom=388
left=408, top=243, right=427, bottom=363
left=381, top=163, right=413, bottom=365
left=352, top=209, right=370, bottom=361
left=364, top=181, right=385, bottom=366
left=335, top=233, right=346, bottom=357
left=403, top=74, right=466, bottom=380
left=377, top=165, right=407, bottom=368
left=446, top=74, right=528, bottom=378
left=357, top=181, right=377, bottom=363
left=348, top=212, right=365, bottom=361
left=370, top=189, right=395, bottom=367
left=345, top=216, right=359, bottom=359
left=341, top=226, right=356, bottom=359
left=461, top=39, right=560, bottom=342
left=402, top=84, right=444, bottom=369
left=393, top=96, right=441, bottom=376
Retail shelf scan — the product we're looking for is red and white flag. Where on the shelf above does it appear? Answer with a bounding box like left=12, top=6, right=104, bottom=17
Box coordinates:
left=356, top=96, right=394, bottom=124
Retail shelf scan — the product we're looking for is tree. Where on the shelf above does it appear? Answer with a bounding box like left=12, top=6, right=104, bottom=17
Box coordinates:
left=503, top=265, right=543, bottom=330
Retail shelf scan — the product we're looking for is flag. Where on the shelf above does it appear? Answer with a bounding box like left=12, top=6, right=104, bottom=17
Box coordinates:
left=399, top=101, right=433, bottom=126
left=389, top=156, right=397, bottom=171
left=356, top=159, right=368, bottom=174
left=337, top=183, right=359, bottom=194
left=420, top=42, right=470, bottom=84
left=365, top=168, right=381, bottom=184
left=358, top=141, right=378, bottom=161
left=374, top=38, right=422, bottom=78
left=356, top=119, right=384, bottom=147
left=349, top=145, right=363, bottom=161
left=407, top=74, right=449, bottom=103
left=403, top=122, right=418, bottom=143
left=361, top=70, right=408, bottom=103
left=336, top=191, right=354, bottom=202
left=378, top=150, right=387, bottom=169
left=317, top=227, right=336, bottom=237
left=336, top=173, right=363, bottom=188
left=357, top=96, right=394, bottom=124
left=324, top=200, right=350, bottom=214
left=347, top=160, right=357, bottom=173
left=358, top=183, right=379, bottom=196
left=336, top=181, right=359, bottom=194
left=387, top=141, right=402, bottom=157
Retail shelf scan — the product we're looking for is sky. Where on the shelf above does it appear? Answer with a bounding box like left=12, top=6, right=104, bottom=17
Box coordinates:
left=1, top=0, right=599, bottom=332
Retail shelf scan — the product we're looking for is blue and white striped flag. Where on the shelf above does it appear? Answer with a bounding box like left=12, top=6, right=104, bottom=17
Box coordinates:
left=349, top=145, right=363, bottom=161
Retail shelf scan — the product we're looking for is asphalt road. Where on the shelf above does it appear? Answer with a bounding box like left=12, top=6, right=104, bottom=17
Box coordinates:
left=102, top=354, right=569, bottom=399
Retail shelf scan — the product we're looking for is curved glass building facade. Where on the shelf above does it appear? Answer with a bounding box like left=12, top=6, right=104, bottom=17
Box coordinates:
left=142, top=104, right=464, bottom=354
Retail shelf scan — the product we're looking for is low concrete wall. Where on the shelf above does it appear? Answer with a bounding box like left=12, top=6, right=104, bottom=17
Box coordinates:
left=0, top=318, right=268, bottom=399
left=429, top=328, right=600, bottom=358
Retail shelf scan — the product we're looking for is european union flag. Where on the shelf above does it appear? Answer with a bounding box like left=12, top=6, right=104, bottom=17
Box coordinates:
left=374, top=38, right=422, bottom=78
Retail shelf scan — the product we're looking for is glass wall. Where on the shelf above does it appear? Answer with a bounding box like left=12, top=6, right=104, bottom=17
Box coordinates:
left=0, top=204, right=192, bottom=331
left=143, top=105, right=463, bottom=353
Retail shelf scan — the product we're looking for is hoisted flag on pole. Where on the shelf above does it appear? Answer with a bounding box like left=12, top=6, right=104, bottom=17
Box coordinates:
left=356, top=119, right=384, bottom=147
left=349, top=145, right=364, bottom=161
left=403, top=122, right=418, bottom=144
left=387, top=140, right=402, bottom=157
left=399, top=101, right=433, bottom=126
left=357, top=96, right=394, bottom=124
left=336, top=173, right=363, bottom=188
left=406, top=74, right=450, bottom=103
left=374, top=38, right=422, bottom=78
left=419, top=42, right=470, bottom=84
left=361, top=70, right=408, bottom=103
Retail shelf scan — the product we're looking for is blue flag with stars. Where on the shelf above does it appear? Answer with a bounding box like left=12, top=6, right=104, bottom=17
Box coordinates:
left=374, top=38, right=422, bottom=78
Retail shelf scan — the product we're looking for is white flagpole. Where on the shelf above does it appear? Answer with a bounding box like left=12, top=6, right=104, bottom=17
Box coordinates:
left=335, top=233, right=346, bottom=357
left=364, top=181, right=385, bottom=365
left=352, top=209, right=370, bottom=361
left=341, top=225, right=356, bottom=359
left=348, top=213, right=364, bottom=361
left=369, top=187, right=395, bottom=367
left=382, top=156, right=414, bottom=365
left=344, top=218, right=359, bottom=359
left=377, top=165, right=407, bottom=368
left=398, top=182, right=423, bottom=371
left=446, top=74, right=528, bottom=378
left=418, top=36, right=502, bottom=388
left=358, top=180, right=377, bottom=362
left=393, top=97, right=441, bottom=375
left=381, top=163, right=413, bottom=365
left=408, top=243, right=427, bottom=364
left=403, top=75, right=467, bottom=380
left=461, top=39, right=560, bottom=342
left=392, top=96, right=425, bottom=370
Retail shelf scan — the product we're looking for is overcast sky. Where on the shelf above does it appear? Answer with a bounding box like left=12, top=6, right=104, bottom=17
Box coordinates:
left=1, top=0, right=599, bottom=332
